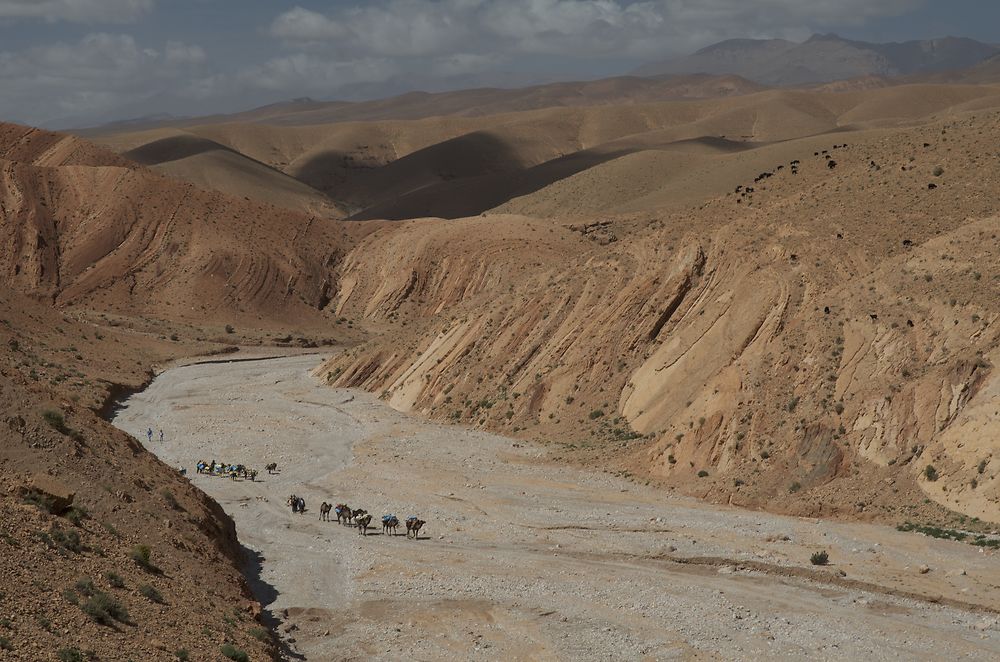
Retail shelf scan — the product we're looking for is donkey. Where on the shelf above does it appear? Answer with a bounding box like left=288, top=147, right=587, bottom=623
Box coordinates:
left=382, top=515, right=399, bottom=536
left=265, top=462, right=278, bottom=474
left=406, top=517, right=425, bottom=539
left=287, top=494, right=299, bottom=513
left=334, top=504, right=351, bottom=525
left=319, top=502, right=332, bottom=521
left=351, top=508, right=368, bottom=526
left=356, top=513, right=373, bottom=536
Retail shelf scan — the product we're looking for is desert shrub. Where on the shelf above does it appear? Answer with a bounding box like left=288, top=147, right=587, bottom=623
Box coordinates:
left=249, top=626, right=269, bottom=641
left=65, top=506, right=88, bottom=527
left=81, top=591, right=129, bottom=625
left=57, top=649, right=84, bottom=662
left=51, top=526, right=83, bottom=553
left=924, top=465, right=938, bottom=481
left=220, top=644, right=249, bottom=662
left=588, top=409, right=604, bottom=420
left=225, top=324, right=235, bottom=334
left=789, top=482, right=802, bottom=493
left=138, top=584, right=163, bottom=604
left=130, top=545, right=159, bottom=573
left=786, top=397, right=800, bottom=412
left=932, top=165, right=944, bottom=176
left=21, top=488, right=60, bottom=514
left=0, top=636, right=11, bottom=650
left=697, top=470, right=709, bottom=478
left=104, top=572, right=126, bottom=589
left=834, top=402, right=844, bottom=414
left=810, top=550, right=829, bottom=566
left=74, top=577, right=97, bottom=597
left=175, top=650, right=190, bottom=661
left=760, top=450, right=770, bottom=459
left=42, top=409, right=70, bottom=434
left=978, top=459, right=988, bottom=474
left=62, top=588, right=79, bottom=605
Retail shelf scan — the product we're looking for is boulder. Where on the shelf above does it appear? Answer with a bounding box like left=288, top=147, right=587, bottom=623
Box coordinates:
left=21, top=475, right=75, bottom=514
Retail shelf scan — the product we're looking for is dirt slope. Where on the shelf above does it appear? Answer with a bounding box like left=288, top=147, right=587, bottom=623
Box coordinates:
left=319, top=107, right=1000, bottom=523
left=0, top=122, right=370, bottom=334
left=0, top=287, right=275, bottom=661
left=89, top=83, right=1000, bottom=221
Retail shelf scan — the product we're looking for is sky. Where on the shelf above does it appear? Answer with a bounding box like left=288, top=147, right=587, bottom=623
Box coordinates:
left=0, top=0, right=997, bottom=128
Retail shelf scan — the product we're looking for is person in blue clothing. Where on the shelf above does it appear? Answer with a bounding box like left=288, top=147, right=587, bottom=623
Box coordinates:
left=146, top=428, right=153, bottom=442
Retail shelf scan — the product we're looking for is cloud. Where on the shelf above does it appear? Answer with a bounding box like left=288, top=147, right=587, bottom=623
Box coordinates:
left=0, top=33, right=206, bottom=125
left=0, top=0, right=154, bottom=23
left=268, top=0, right=925, bottom=59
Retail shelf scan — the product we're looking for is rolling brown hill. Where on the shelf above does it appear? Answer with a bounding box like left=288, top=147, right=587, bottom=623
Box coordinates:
left=316, top=104, right=1000, bottom=523
left=0, top=122, right=371, bottom=335
left=4, top=75, right=1000, bottom=657
left=89, top=82, right=1000, bottom=221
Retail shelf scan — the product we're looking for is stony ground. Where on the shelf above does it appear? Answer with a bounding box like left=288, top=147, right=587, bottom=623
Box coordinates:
left=113, top=354, right=1000, bottom=661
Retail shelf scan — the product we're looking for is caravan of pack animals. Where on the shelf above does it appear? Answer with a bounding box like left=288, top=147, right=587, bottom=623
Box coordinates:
left=193, top=458, right=426, bottom=538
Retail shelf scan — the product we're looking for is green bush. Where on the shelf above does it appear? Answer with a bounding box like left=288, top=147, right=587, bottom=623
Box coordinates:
left=138, top=584, right=163, bottom=604
left=249, top=626, right=269, bottom=641
left=42, top=409, right=70, bottom=434
left=697, top=470, right=709, bottom=478
left=924, top=465, right=938, bottom=481
left=221, top=644, right=249, bottom=662
left=51, top=526, right=83, bottom=553
left=175, top=650, right=190, bottom=661
left=810, top=550, right=829, bottom=566
left=130, top=545, right=159, bottom=573
left=789, top=482, right=802, bottom=493
left=65, top=506, right=89, bottom=527
left=105, top=572, right=126, bottom=589
left=0, top=636, right=12, bottom=651
left=74, top=577, right=97, bottom=597
left=81, top=592, right=129, bottom=626
left=57, top=649, right=84, bottom=662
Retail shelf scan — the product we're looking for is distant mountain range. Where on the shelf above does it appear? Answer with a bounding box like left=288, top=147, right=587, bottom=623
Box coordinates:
left=635, top=34, right=1000, bottom=85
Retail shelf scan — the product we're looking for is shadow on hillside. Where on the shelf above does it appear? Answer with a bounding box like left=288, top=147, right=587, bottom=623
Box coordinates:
left=241, top=543, right=306, bottom=661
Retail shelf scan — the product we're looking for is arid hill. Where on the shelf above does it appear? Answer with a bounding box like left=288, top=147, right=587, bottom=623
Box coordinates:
left=0, top=285, right=278, bottom=660
left=0, top=122, right=371, bottom=335
left=89, top=82, right=1000, bottom=221
left=4, top=73, right=1000, bottom=657
left=315, top=102, right=1000, bottom=524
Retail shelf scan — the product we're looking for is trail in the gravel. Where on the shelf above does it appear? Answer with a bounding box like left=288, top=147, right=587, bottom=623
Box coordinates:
left=113, top=354, right=1000, bottom=661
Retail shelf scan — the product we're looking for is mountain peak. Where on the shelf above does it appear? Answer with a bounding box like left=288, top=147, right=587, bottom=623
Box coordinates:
left=805, top=33, right=845, bottom=43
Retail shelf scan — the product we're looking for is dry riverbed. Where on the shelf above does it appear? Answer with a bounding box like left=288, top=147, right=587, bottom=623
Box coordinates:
left=112, top=354, right=1000, bottom=660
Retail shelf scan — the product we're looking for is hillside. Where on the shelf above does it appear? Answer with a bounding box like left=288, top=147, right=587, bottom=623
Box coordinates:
left=317, top=105, right=1000, bottom=523
left=0, top=122, right=370, bottom=335
left=87, top=82, right=1000, bottom=220
left=0, top=286, right=277, bottom=660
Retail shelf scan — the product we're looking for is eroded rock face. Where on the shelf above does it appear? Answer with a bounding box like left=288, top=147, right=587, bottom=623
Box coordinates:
left=318, top=111, right=1000, bottom=520
left=22, top=475, right=75, bottom=514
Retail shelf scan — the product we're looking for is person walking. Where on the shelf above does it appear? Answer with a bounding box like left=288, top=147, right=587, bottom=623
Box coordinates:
left=146, top=428, right=153, bottom=443
left=159, top=429, right=164, bottom=442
